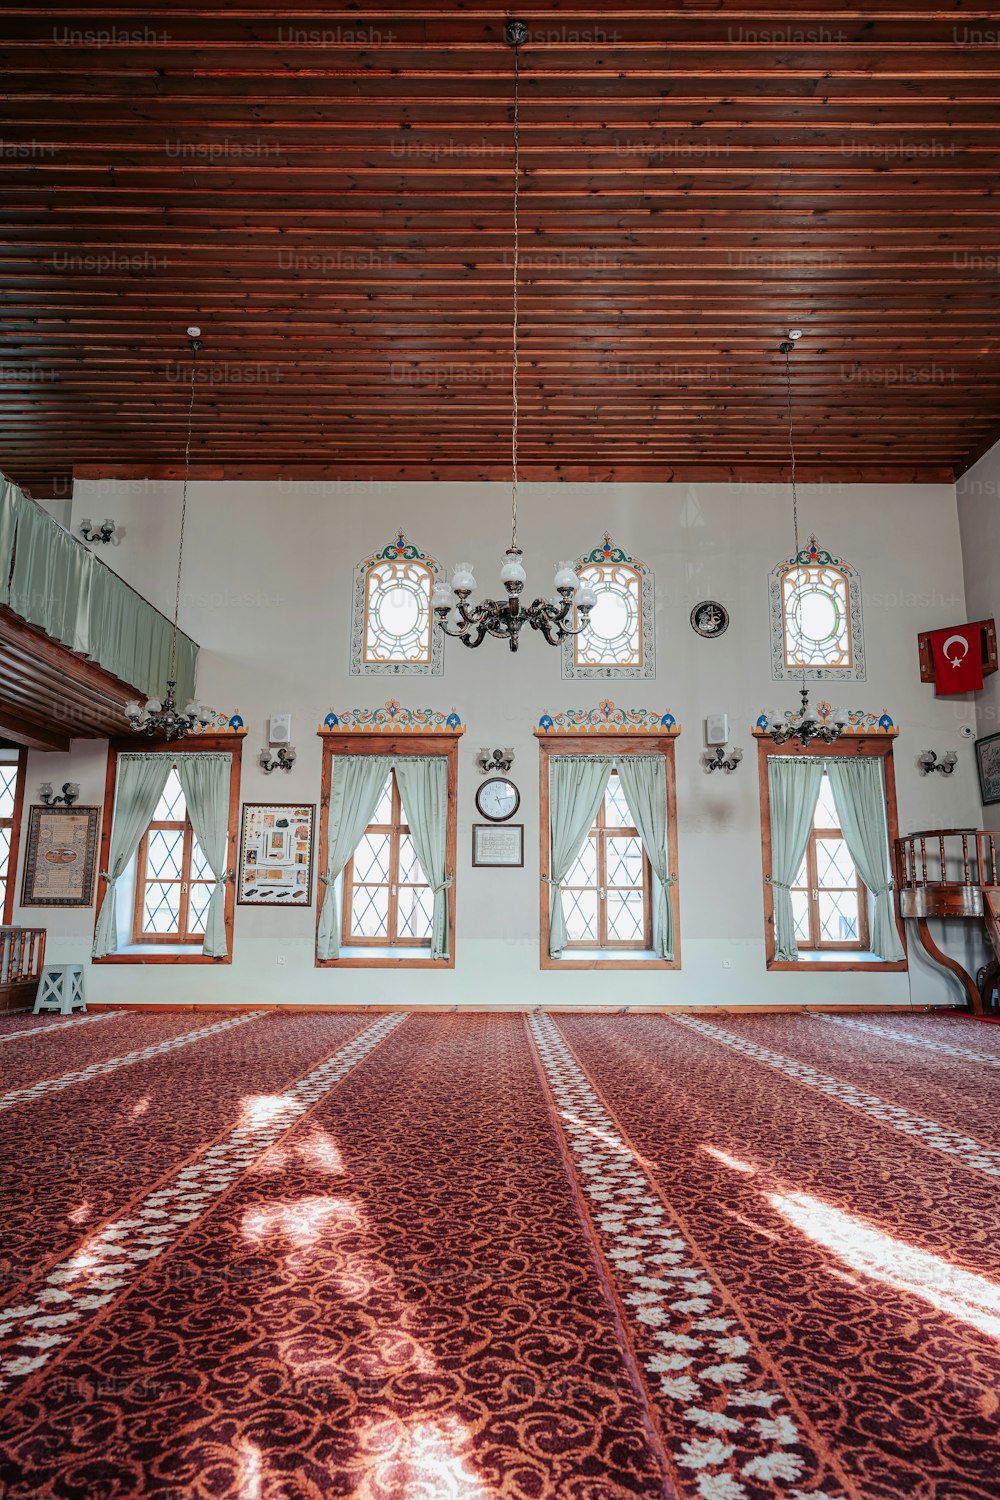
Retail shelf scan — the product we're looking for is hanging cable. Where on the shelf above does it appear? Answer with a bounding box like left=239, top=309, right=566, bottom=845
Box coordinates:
left=510, top=35, right=521, bottom=551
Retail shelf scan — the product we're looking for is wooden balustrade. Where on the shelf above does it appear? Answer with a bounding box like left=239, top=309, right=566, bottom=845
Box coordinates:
left=0, top=926, right=46, bottom=1012
left=893, top=830, right=987, bottom=1014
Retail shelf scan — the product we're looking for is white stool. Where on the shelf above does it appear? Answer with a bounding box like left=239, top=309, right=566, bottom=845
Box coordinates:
left=34, top=964, right=86, bottom=1016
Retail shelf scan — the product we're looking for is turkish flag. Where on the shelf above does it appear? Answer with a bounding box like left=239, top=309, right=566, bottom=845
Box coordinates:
left=929, top=625, right=984, bottom=695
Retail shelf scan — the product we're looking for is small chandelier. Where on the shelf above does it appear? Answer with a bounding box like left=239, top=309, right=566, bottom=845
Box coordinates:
left=433, top=21, right=596, bottom=653
left=766, top=333, right=846, bottom=750
left=124, top=327, right=215, bottom=740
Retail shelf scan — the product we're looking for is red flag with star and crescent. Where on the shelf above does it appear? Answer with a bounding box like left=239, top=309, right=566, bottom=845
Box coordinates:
left=929, top=625, right=984, bottom=695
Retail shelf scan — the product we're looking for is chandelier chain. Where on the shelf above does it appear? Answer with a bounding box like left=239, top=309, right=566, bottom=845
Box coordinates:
left=783, top=342, right=800, bottom=562
left=171, top=338, right=199, bottom=682
left=510, top=37, right=520, bottom=551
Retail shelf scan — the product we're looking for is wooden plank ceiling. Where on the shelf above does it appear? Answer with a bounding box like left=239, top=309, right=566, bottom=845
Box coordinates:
left=2, top=0, right=1000, bottom=493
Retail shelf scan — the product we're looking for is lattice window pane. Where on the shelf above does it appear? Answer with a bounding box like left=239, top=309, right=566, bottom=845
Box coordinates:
left=151, top=770, right=186, bottom=824
left=575, top=562, right=642, bottom=668
left=782, top=564, right=852, bottom=670
left=564, top=839, right=598, bottom=887
left=607, top=835, right=643, bottom=889
left=397, top=884, right=432, bottom=940
left=364, top=559, right=434, bottom=665
left=398, top=833, right=427, bottom=887
left=792, top=857, right=808, bottom=889
left=146, top=829, right=183, bottom=882
left=607, top=890, right=645, bottom=944
left=816, top=837, right=857, bottom=890
left=143, top=881, right=180, bottom=934
left=0, top=766, right=17, bottom=821
left=189, top=840, right=212, bottom=882
left=370, top=775, right=393, bottom=827
left=818, top=890, right=860, bottom=944
left=564, top=889, right=598, bottom=943
left=353, top=833, right=390, bottom=886
left=813, top=774, right=839, bottom=829
left=604, top=775, right=633, bottom=829
left=0, top=826, right=10, bottom=883
left=791, top=889, right=811, bottom=943
left=350, top=884, right=389, bottom=939
left=187, top=882, right=213, bottom=935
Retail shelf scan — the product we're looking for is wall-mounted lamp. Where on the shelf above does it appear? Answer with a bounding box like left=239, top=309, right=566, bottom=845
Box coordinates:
left=476, top=746, right=515, bottom=774
left=259, top=746, right=296, bottom=774
left=39, top=781, right=80, bottom=806
left=916, top=750, right=958, bottom=777
left=703, top=745, right=744, bottom=775
left=79, top=518, right=118, bottom=545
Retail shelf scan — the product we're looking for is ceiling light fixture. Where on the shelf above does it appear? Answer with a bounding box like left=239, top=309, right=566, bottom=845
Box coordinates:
left=124, top=327, right=215, bottom=740
left=432, top=22, right=596, bottom=651
left=768, top=331, right=847, bottom=749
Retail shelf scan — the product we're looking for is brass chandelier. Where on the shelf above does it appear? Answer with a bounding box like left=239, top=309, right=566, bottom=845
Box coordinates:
left=432, top=21, right=596, bottom=652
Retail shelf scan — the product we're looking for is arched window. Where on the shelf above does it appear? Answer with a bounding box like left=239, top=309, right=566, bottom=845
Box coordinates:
left=562, top=532, right=655, bottom=680
left=351, top=530, right=443, bottom=677
left=770, top=536, right=864, bottom=681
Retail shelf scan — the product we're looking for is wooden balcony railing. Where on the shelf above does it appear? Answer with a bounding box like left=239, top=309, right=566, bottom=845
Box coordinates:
left=894, top=829, right=983, bottom=920
left=0, top=926, right=46, bottom=1012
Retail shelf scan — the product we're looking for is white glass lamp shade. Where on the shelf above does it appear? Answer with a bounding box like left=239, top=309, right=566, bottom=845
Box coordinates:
left=124, top=700, right=142, bottom=719
left=500, top=555, right=527, bottom=585
left=575, top=585, right=598, bottom=611
left=184, top=699, right=200, bottom=717
left=451, top=562, right=477, bottom=592
left=432, top=580, right=457, bottom=610
left=80, top=518, right=92, bottom=532
left=731, top=747, right=744, bottom=764
left=145, top=697, right=162, bottom=714
left=553, top=562, right=578, bottom=590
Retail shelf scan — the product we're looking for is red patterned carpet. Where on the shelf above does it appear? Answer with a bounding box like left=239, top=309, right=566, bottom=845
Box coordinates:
left=0, top=1010, right=998, bottom=1499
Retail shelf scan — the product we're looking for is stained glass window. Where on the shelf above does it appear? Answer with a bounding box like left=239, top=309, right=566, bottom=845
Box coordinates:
left=351, top=530, right=443, bottom=677
left=563, top=532, right=655, bottom=680
left=770, top=536, right=864, bottom=681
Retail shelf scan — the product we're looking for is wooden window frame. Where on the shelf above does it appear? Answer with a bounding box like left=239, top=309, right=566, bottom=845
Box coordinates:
left=537, top=733, right=680, bottom=971
left=0, top=749, right=26, bottom=925
left=132, top=783, right=216, bottom=946
left=781, top=562, right=854, bottom=673
left=791, top=799, right=871, bottom=953
left=317, top=733, right=458, bottom=969
left=758, top=736, right=906, bottom=973
left=93, top=736, right=242, bottom=965
left=563, top=771, right=653, bottom=951
left=341, top=768, right=432, bottom=950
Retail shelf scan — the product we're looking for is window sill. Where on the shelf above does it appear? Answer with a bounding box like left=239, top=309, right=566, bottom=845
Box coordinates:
left=543, top=948, right=679, bottom=971
left=316, top=945, right=453, bottom=969
left=767, top=950, right=907, bottom=973
left=93, top=945, right=229, bottom=965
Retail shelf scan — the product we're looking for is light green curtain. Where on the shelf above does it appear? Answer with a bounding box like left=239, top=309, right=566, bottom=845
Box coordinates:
left=176, top=753, right=232, bottom=958
left=767, top=757, right=824, bottom=961
left=615, top=754, right=675, bottom=960
left=395, top=756, right=451, bottom=960
left=9, top=495, right=95, bottom=654
left=92, top=754, right=171, bottom=958
left=89, top=564, right=198, bottom=706
left=0, top=476, right=19, bottom=604
left=548, top=756, right=613, bottom=957
left=317, top=755, right=393, bottom=960
left=828, top=757, right=905, bottom=961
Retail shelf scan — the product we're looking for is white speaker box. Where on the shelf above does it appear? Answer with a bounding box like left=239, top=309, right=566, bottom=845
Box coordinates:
left=269, top=713, right=292, bottom=745
left=705, top=713, right=729, bottom=746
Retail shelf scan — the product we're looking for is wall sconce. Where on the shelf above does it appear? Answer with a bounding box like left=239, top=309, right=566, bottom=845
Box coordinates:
left=259, top=746, right=296, bottom=774
left=39, top=781, right=80, bottom=806
left=916, top=750, right=958, bottom=776
left=702, top=745, right=744, bottom=774
left=476, top=746, right=515, bottom=774
left=79, top=518, right=118, bottom=545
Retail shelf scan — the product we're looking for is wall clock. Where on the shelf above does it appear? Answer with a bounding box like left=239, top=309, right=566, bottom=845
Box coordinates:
left=690, top=600, right=730, bottom=638
left=475, top=776, right=520, bottom=822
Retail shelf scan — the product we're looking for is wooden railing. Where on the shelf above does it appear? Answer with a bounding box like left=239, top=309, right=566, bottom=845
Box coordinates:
left=978, top=830, right=1000, bottom=888
left=0, top=926, right=46, bottom=1012
left=894, top=828, right=981, bottom=902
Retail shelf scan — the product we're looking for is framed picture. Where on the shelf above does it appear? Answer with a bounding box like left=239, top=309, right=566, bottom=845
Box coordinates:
left=21, top=805, right=99, bottom=907
left=238, top=804, right=315, bottom=905
left=472, top=822, right=524, bottom=868
left=975, top=732, right=1000, bottom=806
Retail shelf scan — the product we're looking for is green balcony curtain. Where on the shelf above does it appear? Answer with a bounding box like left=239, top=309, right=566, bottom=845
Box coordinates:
left=615, top=754, right=675, bottom=960
left=548, top=756, right=613, bottom=957
left=92, top=754, right=172, bottom=958
left=9, top=494, right=95, bottom=655
left=0, top=475, right=19, bottom=605
left=175, top=753, right=232, bottom=958
left=767, top=757, right=824, bottom=961
left=89, top=565, right=198, bottom=707
left=828, top=757, right=905, bottom=961
left=317, top=755, right=392, bottom=960
left=394, top=756, right=451, bottom=960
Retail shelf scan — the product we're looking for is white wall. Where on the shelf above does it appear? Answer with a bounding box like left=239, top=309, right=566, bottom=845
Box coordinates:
left=957, top=437, right=1000, bottom=831
left=11, top=475, right=985, bottom=1008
